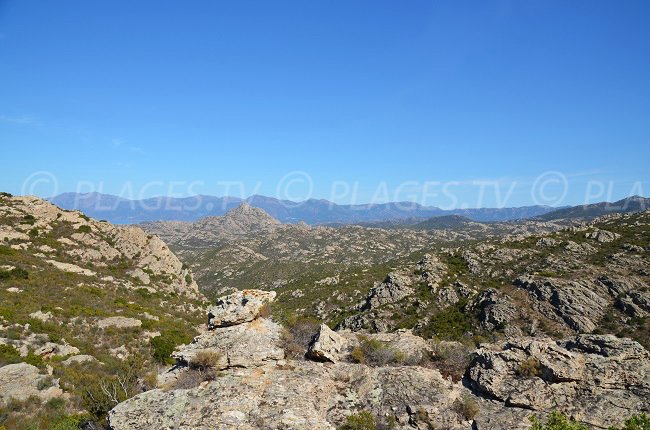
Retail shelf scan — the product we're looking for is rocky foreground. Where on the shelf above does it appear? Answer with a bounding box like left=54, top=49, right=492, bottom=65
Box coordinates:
left=108, top=290, right=650, bottom=430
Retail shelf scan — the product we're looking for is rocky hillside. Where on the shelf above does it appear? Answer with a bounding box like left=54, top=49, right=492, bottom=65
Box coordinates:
left=108, top=289, right=650, bottom=430
left=0, top=193, right=207, bottom=429
left=312, top=210, right=650, bottom=352
left=142, top=203, right=566, bottom=300
left=539, top=196, right=650, bottom=221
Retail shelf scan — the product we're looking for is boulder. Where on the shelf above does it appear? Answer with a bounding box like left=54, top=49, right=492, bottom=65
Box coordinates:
left=207, top=289, right=276, bottom=328
left=62, top=354, right=99, bottom=365
left=174, top=318, right=284, bottom=370
left=306, top=324, right=346, bottom=363
left=0, top=363, right=63, bottom=405
left=97, top=316, right=142, bottom=329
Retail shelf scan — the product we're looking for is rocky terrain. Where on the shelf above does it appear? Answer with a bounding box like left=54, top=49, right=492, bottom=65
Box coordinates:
left=141, top=204, right=566, bottom=305
left=2, top=193, right=649, bottom=430
left=0, top=193, right=206, bottom=428
left=108, top=289, right=649, bottom=429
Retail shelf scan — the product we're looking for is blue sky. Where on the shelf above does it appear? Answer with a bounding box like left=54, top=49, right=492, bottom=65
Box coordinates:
left=1, top=0, right=649, bottom=208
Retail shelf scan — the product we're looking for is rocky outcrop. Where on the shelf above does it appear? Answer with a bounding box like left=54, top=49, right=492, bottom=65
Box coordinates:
left=173, top=317, right=284, bottom=370
left=364, top=273, right=414, bottom=311
left=585, top=229, right=621, bottom=243
left=306, top=324, right=346, bottom=363
left=207, top=289, right=276, bottom=328
left=472, top=289, right=519, bottom=332
left=109, top=286, right=650, bottom=430
left=0, top=363, right=63, bottom=405
left=110, top=290, right=465, bottom=429
left=96, top=316, right=143, bottom=329
left=514, top=276, right=609, bottom=332
left=1, top=195, right=200, bottom=298
left=468, top=335, right=650, bottom=429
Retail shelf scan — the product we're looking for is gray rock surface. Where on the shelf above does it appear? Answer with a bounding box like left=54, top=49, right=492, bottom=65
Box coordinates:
left=468, top=335, right=650, bottom=429
left=0, top=363, right=63, bottom=405
left=306, top=324, right=346, bottom=363
left=514, top=276, right=609, bottom=332
left=207, top=289, right=276, bottom=328
left=472, top=288, right=519, bottom=332
left=364, top=273, right=414, bottom=311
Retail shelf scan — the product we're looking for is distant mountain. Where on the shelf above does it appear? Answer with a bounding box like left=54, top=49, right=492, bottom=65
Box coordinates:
left=49, top=192, right=557, bottom=225
left=538, top=196, right=650, bottom=221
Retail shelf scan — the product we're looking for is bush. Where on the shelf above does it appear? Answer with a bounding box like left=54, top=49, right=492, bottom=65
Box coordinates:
left=453, top=394, right=480, bottom=420
left=339, top=411, right=376, bottom=430
left=0, top=267, right=29, bottom=280
left=609, top=414, right=650, bottom=430
left=0, top=245, right=16, bottom=256
left=281, top=315, right=320, bottom=360
left=0, top=344, right=21, bottom=366
left=529, top=412, right=589, bottom=430
left=430, top=340, right=473, bottom=382
left=151, top=329, right=193, bottom=364
left=77, top=225, right=91, bottom=234
left=49, top=415, right=86, bottom=430
left=350, top=336, right=404, bottom=367
left=191, top=350, right=222, bottom=371
left=418, top=299, right=473, bottom=341
left=517, top=358, right=542, bottom=378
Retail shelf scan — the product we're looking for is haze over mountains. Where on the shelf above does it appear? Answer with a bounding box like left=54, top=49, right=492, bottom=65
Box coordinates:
left=50, top=192, right=650, bottom=226
left=50, top=192, right=558, bottom=225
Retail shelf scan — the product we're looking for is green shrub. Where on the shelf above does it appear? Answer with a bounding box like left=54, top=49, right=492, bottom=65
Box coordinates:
left=77, top=225, right=91, bottom=234
left=23, top=214, right=36, bottom=224
left=151, top=329, right=193, bottom=364
left=418, top=299, right=473, bottom=340
left=529, top=412, right=589, bottom=430
left=185, top=273, right=193, bottom=284
left=48, top=415, right=85, bottom=430
left=0, top=245, right=16, bottom=256
left=517, top=358, right=542, bottom=378
left=609, top=414, right=650, bottom=430
left=0, top=344, right=21, bottom=366
left=453, top=394, right=480, bottom=420
left=339, top=411, right=376, bottom=430
left=0, top=267, right=29, bottom=280
left=350, top=336, right=404, bottom=366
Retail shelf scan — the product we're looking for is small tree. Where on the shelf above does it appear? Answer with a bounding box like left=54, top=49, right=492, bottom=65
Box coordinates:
left=529, top=412, right=589, bottom=430
left=339, top=411, right=376, bottom=430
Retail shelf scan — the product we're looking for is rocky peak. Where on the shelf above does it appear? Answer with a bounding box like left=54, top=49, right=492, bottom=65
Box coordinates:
left=224, top=202, right=280, bottom=225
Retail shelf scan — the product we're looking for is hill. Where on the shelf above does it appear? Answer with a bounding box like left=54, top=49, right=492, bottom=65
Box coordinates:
left=0, top=193, right=206, bottom=428
left=539, top=196, right=650, bottom=220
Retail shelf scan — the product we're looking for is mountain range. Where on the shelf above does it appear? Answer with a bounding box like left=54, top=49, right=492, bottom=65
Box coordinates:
left=49, top=192, right=557, bottom=225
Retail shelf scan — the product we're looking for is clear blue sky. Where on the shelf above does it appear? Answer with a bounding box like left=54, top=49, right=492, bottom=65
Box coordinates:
left=1, top=0, right=649, bottom=208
